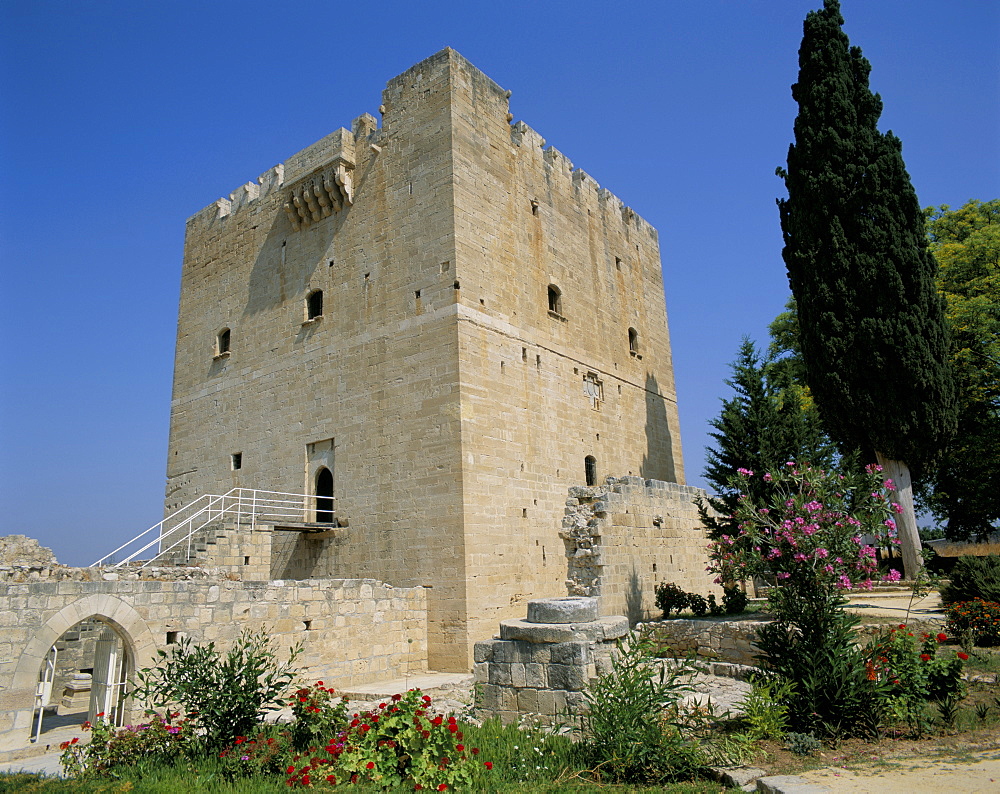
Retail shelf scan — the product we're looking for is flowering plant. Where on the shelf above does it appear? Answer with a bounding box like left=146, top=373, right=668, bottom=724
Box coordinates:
left=291, top=681, right=349, bottom=751
left=708, top=463, right=901, bottom=622
left=59, top=711, right=195, bottom=778
left=946, top=599, right=1000, bottom=649
left=867, top=626, right=966, bottom=733
left=217, top=725, right=292, bottom=778
left=285, top=688, right=487, bottom=790
left=708, top=463, right=905, bottom=737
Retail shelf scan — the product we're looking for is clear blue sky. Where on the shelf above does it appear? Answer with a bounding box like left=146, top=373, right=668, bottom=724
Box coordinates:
left=1, top=1, right=997, bottom=566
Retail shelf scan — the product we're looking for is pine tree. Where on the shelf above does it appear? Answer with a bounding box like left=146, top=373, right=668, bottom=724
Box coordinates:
left=776, top=0, right=956, bottom=576
left=698, top=339, right=837, bottom=539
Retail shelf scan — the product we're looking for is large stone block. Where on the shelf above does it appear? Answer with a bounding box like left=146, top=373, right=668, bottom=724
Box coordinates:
left=526, top=597, right=598, bottom=624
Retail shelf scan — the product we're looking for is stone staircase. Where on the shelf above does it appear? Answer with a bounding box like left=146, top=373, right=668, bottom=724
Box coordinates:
left=152, top=520, right=234, bottom=567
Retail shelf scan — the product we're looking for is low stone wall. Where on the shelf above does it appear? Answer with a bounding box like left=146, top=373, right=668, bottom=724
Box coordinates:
left=641, top=617, right=768, bottom=666
left=0, top=569, right=428, bottom=751
left=560, top=477, right=715, bottom=623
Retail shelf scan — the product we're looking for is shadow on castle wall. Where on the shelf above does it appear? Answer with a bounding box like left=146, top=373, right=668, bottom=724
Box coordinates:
left=641, top=372, right=675, bottom=483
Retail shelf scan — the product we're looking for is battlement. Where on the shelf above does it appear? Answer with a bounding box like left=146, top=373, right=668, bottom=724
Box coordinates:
left=187, top=49, right=655, bottom=242
left=510, top=119, right=658, bottom=240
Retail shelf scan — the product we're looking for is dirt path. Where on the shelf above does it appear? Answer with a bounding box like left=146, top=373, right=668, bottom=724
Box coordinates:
left=799, top=749, right=1000, bottom=792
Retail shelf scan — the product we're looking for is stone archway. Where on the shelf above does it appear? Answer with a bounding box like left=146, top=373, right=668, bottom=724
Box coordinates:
left=7, top=595, right=159, bottom=741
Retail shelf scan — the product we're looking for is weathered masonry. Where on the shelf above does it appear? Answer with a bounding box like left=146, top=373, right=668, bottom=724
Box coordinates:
left=165, top=48, right=698, bottom=672
left=0, top=563, right=427, bottom=752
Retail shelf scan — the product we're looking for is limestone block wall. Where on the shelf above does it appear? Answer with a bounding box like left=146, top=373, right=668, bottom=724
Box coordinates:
left=0, top=570, right=427, bottom=751
left=560, top=477, right=715, bottom=622
left=164, top=48, right=694, bottom=672
left=641, top=618, right=765, bottom=666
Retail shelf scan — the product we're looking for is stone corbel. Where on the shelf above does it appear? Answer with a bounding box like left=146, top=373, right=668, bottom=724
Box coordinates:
left=334, top=162, right=353, bottom=206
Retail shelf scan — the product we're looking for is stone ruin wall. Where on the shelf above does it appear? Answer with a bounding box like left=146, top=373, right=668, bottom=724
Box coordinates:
left=560, top=476, right=715, bottom=622
left=0, top=566, right=427, bottom=752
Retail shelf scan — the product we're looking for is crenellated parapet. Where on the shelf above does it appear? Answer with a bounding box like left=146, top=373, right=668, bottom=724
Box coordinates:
left=187, top=120, right=377, bottom=229
left=510, top=120, right=657, bottom=240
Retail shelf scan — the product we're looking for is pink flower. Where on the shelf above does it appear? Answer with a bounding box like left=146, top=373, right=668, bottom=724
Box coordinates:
left=882, top=569, right=902, bottom=582
left=776, top=572, right=791, bottom=580
left=737, top=468, right=754, bottom=476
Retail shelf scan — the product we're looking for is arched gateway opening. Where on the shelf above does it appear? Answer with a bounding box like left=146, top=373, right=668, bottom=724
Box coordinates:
left=11, top=595, right=157, bottom=745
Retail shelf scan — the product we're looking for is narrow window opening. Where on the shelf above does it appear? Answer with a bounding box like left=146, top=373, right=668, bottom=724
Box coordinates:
left=530, top=199, right=539, bottom=215
left=628, top=327, right=640, bottom=357
left=166, top=631, right=178, bottom=645
left=615, top=257, right=622, bottom=270
left=535, top=354, right=541, bottom=369
left=307, top=289, right=324, bottom=320
left=521, top=347, right=527, bottom=362
left=303, top=620, right=312, bottom=631
left=522, top=508, right=527, bottom=518
left=547, top=284, right=562, bottom=316
left=231, top=453, right=242, bottom=470
left=500, top=361, right=505, bottom=373
left=414, top=289, right=421, bottom=299
left=243, top=556, right=251, bottom=565
left=328, top=259, right=334, bottom=267
left=217, top=328, right=231, bottom=355
left=585, top=456, right=597, bottom=487
left=454, top=280, right=461, bottom=290
left=652, top=562, right=658, bottom=573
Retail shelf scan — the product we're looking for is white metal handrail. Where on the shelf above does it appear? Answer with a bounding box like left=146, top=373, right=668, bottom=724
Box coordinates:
left=90, top=488, right=335, bottom=569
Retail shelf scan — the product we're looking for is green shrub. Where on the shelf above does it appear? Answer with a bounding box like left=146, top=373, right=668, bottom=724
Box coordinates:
left=737, top=677, right=792, bottom=740
left=136, top=629, right=301, bottom=750
left=868, top=625, right=966, bottom=736
left=755, top=602, right=891, bottom=739
left=581, top=633, right=705, bottom=784
left=655, top=582, right=690, bottom=618
left=686, top=593, right=708, bottom=617
left=785, top=731, right=822, bottom=755
left=940, top=555, right=1000, bottom=605
left=723, top=584, right=749, bottom=615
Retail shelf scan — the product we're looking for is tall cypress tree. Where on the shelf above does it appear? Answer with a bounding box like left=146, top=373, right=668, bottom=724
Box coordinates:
left=776, top=0, right=956, bottom=577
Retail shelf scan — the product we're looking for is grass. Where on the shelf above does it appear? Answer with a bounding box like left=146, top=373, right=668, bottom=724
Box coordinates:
left=0, top=769, right=739, bottom=793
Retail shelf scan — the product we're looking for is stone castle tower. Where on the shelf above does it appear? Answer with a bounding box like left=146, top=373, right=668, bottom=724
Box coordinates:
left=165, top=49, right=689, bottom=670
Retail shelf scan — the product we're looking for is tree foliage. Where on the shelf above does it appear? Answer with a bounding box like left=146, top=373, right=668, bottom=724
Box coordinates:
left=775, top=0, right=956, bottom=576
left=698, top=338, right=838, bottom=539
left=920, top=200, right=1000, bottom=539
left=775, top=0, right=955, bottom=471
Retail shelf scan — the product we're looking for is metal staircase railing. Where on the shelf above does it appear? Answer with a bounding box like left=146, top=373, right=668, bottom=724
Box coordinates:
left=90, top=488, right=334, bottom=569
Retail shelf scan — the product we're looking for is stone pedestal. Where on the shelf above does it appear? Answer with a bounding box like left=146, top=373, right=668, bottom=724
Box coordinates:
left=474, top=597, right=628, bottom=723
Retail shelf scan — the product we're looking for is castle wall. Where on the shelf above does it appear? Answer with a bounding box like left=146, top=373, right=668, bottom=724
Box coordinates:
left=441, top=53, right=687, bottom=654
left=163, top=48, right=696, bottom=672
left=560, top=477, right=714, bottom=622
left=0, top=568, right=427, bottom=752
left=165, top=55, right=469, bottom=668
